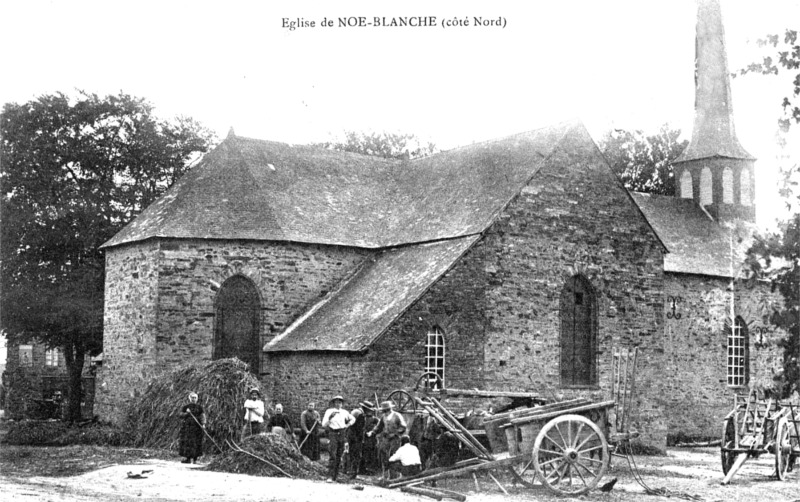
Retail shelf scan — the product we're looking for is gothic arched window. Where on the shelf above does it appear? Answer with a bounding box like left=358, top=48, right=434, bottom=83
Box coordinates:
left=214, top=275, right=261, bottom=373
left=560, top=275, right=597, bottom=386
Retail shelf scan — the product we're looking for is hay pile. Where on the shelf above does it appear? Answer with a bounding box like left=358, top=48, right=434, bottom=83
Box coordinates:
left=207, top=433, right=327, bottom=479
left=125, top=358, right=260, bottom=452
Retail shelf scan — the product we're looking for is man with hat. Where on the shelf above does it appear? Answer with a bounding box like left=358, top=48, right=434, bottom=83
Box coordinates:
left=345, top=401, right=374, bottom=479
left=367, top=401, right=407, bottom=477
left=360, top=401, right=380, bottom=474
left=322, top=395, right=355, bottom=482
left=242, top=388, right=266, bottom=437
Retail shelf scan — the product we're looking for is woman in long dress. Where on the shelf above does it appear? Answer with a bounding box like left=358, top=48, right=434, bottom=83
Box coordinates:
left=178, top=392, right=206, bottom=464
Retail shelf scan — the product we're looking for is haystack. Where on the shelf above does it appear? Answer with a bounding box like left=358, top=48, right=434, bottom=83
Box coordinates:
left=207, top=433, right=327, bottom=479
left=125, top=358, right=260, bottom=452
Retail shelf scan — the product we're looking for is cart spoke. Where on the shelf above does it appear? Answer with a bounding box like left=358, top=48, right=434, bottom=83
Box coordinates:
left=572, top=422, right=586, bottom=448
left=580, top=444, right=605, bottom=455
left=577, top=455, right=605, bottom=465
left=575, top=459, right=599, bottom=480
left=547, top=461, right=568, bottom=483
left=538, top=447, right=565, bottom=457
left=539, top=456, right=563, bottom=469
left=573, top=461, right=589, bottom=485
left=518, top=458, right=533, bottom=474
left=544, top=434, right=566, bottom=451
left=575, top=431, right=598, bottom=451
left=554, top=423, right=569, bottom=448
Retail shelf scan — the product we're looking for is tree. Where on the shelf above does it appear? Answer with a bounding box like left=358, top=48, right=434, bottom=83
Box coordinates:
left=598, top=124, right=688, bottom=196
left=0, top=91, right=216, bottom=420
left=740, top=29, right=800, bottom=397
left=314, top=130, right=437, bottom=160
left=738, top=29, right=800, bottom=134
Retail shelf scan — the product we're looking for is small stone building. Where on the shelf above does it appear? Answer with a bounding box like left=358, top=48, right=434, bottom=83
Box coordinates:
left=95, top=0, right=785, bottom=448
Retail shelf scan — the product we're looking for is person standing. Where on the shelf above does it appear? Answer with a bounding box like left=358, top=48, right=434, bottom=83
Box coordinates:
left=243, top=388, right=265, bottom=437
left=367, top=401, right=407, bottom=477
left=299, top=401, right=321, bottom=460
left=268, top=403, right=294, bottom=440
left=178, top=391, right=206, bottom=464
left=346, top=406, right=365, bottom=479
left=360, top=401, right=379, bottom=474
left=321, top=395, right=354, bottom=482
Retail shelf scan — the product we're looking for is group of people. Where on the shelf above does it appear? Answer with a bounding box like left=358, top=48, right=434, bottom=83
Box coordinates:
left=177, top=389, right=422, bottom=482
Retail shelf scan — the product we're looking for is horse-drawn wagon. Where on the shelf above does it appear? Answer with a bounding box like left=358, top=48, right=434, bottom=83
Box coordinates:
left=385, top=347, right=640, bottom=496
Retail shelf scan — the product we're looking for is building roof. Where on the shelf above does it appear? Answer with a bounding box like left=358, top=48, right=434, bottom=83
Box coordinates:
left=629, top=192, right=751, bottom=277
left=101, top=122, right=573, bottom=249
left=264, top=236, right=479, bottom=352
left=674, top=0, right=754, bottom=163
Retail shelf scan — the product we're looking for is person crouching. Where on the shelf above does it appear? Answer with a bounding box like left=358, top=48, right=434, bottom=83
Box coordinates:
left=388, top=435, right=421, bottom=479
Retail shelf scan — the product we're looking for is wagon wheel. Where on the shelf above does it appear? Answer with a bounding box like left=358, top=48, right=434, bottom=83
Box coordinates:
left=507, top=455, right=536, bottom=488
left=414, top=372, right=444, bottom=392
left=387, top=389, right=416, bottom=414
left=532, top=414, right=610, bottom=496
left=775, top=416, right=792, bottom=480
left=721, top=417, right=737, bottom=475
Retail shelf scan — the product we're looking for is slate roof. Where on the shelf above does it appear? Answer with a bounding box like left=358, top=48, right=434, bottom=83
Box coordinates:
left=264, top=236, right=479, bottom=352
left=629, top=192, right=751, bottom=277
left=101, top=122, right=572, bottom=249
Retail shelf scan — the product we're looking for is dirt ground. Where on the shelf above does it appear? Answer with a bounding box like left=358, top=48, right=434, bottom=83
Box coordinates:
left=3, top=444, right=800, bottom=502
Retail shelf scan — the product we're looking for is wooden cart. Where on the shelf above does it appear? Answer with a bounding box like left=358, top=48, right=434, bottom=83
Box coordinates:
left=720, top=389, right=800, bottom=484
left=389, top=347, right=640, bottom=497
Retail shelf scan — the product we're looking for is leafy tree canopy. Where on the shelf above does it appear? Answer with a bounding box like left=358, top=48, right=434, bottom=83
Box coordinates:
left=739, top=28, right=800, bottom=397
left=598, top=124, right=688, bottom=196
left=313, top=130, right=437, bottom=160
left=738, top=29, right=800, bottom=134
left=1, top=91, right=216, bottom=419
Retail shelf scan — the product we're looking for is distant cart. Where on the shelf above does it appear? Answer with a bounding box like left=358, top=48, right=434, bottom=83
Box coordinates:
left=388, top=347, right=640, bottom=496
left=720, top=389, right=800, bottom=484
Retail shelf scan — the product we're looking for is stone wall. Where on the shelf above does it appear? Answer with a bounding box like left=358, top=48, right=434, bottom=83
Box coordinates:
left=97, top=241, right=161, bottom=422
left=479, top=128, right=668, bottom=448
left=662, top=274, right=785, bottom=442
left=267, top=128, right=670, bottom=449
left=99, top=238, right=368, bottom=423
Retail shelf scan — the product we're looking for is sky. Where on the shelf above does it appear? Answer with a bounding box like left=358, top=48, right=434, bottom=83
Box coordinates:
left=1, top=0, right=798, bottom=230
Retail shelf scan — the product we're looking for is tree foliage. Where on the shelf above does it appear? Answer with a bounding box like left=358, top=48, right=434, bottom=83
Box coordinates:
left=740, top=28, right=800, bottom=397
left=598, top=124, right=688, bottom=196
left=314, top=130, right=437, bottom=160
left=0, top=91, right=216, bottom=419
left=738, top=29, right=800, bottom=134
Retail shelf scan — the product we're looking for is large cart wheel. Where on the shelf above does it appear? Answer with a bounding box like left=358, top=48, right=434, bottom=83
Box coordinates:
left=507, top=456, right=536, bottom=488
left=721, top=417, right=737, bottom=475
left=532, top=414, right=610, bottom=496
left=775, top=416, right=792, bottom=480
left=387, top=389, right=416, bottom=414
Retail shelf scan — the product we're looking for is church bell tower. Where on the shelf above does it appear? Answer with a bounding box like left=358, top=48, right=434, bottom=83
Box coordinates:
left=673, top=0, right=756, bottom=223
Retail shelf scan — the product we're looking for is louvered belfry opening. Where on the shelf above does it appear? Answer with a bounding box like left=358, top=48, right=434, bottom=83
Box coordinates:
left=214, top=275, right=261, bottom=373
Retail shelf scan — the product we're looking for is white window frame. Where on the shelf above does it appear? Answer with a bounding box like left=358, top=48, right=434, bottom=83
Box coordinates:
left=727, top=318, right=747, bottom=387
left=425, top=327, right=445, bottom=389
left=45, top=348, right=60, bottom=367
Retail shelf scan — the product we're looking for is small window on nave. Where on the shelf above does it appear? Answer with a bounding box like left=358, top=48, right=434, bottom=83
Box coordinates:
left=425, top=327, right=445, bottom=389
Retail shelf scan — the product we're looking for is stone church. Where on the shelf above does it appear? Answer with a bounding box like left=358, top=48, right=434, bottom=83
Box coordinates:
left=96, top=0, right=785, bottom=449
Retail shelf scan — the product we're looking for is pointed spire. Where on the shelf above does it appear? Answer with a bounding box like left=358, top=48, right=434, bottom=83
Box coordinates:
left=675, top=0, right=754, bottom=162
left=227, top=127, right=236, bottom=139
